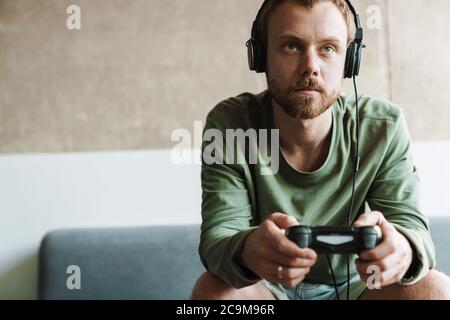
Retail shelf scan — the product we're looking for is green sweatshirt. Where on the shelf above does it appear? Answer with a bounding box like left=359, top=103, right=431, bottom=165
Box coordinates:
left=199, top=90, right=436, bottom=289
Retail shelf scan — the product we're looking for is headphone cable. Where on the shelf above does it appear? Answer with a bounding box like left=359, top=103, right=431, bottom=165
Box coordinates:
left=345, top=75, right=361, bottom=300
left=326, top=254, right=340, bottom=300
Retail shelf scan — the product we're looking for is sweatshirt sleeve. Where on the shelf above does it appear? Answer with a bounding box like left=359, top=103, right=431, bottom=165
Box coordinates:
left=366, top=109, right=436, bottom=285
left=198, top=110, right=260, bottom=289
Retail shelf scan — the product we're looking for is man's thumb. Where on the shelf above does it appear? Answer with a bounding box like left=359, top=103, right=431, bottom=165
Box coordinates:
left=269, top=212, right=299, bottom=230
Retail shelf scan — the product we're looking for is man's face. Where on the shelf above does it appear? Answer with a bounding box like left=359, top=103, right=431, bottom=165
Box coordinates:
left=266, top=1, right=349, bottom=120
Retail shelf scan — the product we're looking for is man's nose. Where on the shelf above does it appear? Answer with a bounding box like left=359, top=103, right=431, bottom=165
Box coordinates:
left=299, top=48, right=320, bottom=77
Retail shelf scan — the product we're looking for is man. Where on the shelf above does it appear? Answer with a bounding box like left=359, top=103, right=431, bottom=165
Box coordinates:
left=191, top=0, right=450, bottom=300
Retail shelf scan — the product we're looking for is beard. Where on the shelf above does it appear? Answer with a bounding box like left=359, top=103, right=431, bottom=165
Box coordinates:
left=268, top=76, right=340, bottom=120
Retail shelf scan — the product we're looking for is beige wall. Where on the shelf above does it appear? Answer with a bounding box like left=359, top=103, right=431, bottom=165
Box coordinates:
left=1, top=0, right=449, bottom=153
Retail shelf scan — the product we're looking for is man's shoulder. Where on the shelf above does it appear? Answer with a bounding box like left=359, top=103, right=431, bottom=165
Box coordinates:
left=205, top=91, right=269, bottom=129
left=339, top=94, right=411, bottom=153
left=339, top=94, right=403, bottom=124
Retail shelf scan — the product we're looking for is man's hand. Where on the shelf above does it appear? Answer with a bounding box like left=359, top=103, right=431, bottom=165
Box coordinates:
left=353, top=211, right=413, bottom=287
left=241, top=213, right=318, bottom=288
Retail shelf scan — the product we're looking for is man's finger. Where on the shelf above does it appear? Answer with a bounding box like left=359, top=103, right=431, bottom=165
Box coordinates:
left=380, top=261, right=406, bottom=285
left=269, top=232, right=317, bottom=260
left=353, top=211, right=395, bottom=239
left=355, top=257, right=398, bottom=284
left=359, top=236, right=397, bottom=260
left=356, top=253, right=400, bottom=273
left=266, top=248, right=318, bottom=268
left=262, top=262, right=312, bottom=287
left=266, top=220, right=317, bottom=260
left=264, top=261, right=311, bottom=281
left=268, top=212, right=299, bottom=231
left=357, top=261, right=404, bottom=286
left=353, top=211, right=384, bottom=228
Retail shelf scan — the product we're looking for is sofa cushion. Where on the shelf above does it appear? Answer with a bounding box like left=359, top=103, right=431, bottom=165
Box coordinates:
left=429, top=218, right=450, bottom=274
left=38, top=225, right=204, bottom=299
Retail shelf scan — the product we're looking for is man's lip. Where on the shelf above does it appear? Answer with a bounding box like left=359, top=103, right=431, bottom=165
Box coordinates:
left=296, top=88, right=320, bottom=92
left=297, top=87, right=319, bottom=91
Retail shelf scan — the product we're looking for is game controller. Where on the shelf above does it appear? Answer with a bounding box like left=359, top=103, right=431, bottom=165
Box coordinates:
left=286, top=225, right=382, bottom=254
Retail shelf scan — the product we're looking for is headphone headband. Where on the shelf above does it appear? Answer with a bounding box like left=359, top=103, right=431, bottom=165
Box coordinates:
left=251, top=0, right=362, bottom=42
left=343, top=0, right=363, bottom=43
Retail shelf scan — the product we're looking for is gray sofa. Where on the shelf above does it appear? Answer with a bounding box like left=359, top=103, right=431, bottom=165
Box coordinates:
left=38, top=219, right=450, bottom=299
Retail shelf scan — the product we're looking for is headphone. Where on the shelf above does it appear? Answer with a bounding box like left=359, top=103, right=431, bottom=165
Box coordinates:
left=246, top=0, right=364, bottom=78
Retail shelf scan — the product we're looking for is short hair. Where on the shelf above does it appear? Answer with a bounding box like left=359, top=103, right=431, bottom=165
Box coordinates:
left=254, top=0, right=357, bottom=48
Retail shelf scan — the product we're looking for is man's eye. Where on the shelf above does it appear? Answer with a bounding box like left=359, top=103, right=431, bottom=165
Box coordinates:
left=322, top=45, right=336, bottom=54
left=284, top=42, right=299, bottom=52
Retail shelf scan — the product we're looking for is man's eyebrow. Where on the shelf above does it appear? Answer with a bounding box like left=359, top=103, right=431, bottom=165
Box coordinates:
left=278, top=34, right=344, bottom=44
left=278, top=34, right=305, bottom=41
left=317, top=37, right=344, bottom=44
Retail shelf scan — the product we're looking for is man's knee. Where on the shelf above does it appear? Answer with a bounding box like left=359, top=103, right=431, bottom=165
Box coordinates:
left=421, top=270, right=450, bottom=300
left=190, top=272, right=276, bottom=300
left=360, top=269, right=450, bottom=300
left=191, top=272, right=237, bottom=300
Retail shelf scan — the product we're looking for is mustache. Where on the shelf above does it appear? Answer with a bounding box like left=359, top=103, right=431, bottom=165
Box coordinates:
left=292, top=77, right=325, bottom=93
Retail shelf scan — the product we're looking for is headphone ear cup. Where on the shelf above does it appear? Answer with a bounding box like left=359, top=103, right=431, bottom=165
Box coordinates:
left=344, top=42, right=356, bottom=78
left=246, top=39, right=266, bottom=73
left=246, top=39, right=257, bottom=71
left=352, top=43, right=363, bottom=76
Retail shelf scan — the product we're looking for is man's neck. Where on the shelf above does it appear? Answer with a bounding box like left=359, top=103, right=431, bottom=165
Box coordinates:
left=272, top=99, right=333, bottom=153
